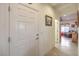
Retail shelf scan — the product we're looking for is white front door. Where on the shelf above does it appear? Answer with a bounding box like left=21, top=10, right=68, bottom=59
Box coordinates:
left=10, top=4, right=39, bottom=56
left=0, top=4, right=9, bottom=56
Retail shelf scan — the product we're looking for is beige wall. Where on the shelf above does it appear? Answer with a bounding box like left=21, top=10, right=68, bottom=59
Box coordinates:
left=25, top=3, right=56, bottom=55
left=78, top=4, right=79, bottom=56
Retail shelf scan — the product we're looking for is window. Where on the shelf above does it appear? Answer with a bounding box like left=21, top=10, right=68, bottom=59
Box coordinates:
left=61, top=26, right=69, bottom=32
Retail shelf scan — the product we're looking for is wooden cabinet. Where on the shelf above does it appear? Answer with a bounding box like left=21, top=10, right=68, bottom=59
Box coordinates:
left=77, top=10, right=79, bottom=27
left=72, top=32, right=78, bottom=43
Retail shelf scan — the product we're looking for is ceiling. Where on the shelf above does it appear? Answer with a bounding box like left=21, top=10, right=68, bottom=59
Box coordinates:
left=49, top=3, right=78, bottom=21
left=50, top=3, right=77, bottom=8
left=50, top=3, right=65, bottom=8
left=61, top=12, right=77, bottom=21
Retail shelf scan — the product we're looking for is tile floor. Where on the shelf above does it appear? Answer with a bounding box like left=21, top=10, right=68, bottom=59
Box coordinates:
left=45, top=36, right=78, bottom=56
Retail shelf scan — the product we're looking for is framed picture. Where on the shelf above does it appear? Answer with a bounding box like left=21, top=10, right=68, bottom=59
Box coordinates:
left=45, top=15, right=52, bottom=26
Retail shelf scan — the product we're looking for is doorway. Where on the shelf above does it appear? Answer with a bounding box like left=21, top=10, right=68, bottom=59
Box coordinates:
left=57, top=12, right=78, bottom=56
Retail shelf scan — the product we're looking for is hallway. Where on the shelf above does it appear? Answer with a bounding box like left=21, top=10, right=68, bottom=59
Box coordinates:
left=0, top=3, right=78, bottom=56
left=46, top=36, right=78, bottom=56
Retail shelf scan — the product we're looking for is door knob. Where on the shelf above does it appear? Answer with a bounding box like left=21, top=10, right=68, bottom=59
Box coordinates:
left=36, top=37, right=39, bottom=40
left=36, top=33, right=39, bottom=36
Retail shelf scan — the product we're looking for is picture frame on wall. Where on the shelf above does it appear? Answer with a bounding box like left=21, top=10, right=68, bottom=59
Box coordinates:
left=45, top=15, right=52, bottom=26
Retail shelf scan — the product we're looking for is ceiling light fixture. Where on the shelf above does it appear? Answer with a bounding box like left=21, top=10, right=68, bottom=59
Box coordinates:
left=64, top=15, right=66, bottom=16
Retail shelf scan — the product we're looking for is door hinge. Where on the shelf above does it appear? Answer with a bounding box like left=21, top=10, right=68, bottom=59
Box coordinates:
left=8, top=37, right=10, bottom=43
left=8, top=6, right=10, bottom=12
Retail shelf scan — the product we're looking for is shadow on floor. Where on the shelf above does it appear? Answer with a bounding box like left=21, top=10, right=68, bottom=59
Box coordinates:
left=45, top=47, right=69, bottom=56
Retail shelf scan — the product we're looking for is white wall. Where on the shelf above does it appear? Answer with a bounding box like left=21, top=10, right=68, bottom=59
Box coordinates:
left=39, top=4, right=55, bottom=55
left=0, top=4, right=9, bottom=55
left=24, top=3, right=56, bottom=55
